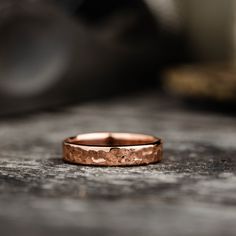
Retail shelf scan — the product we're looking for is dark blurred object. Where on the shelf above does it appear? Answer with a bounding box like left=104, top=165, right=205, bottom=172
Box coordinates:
left=0, top=0, right=185, bottom=115
left=164, top=64, right=236, bottom=103
left=0, top=0, right=79, bottom=114
left=0, top=0, right=77, bottom=97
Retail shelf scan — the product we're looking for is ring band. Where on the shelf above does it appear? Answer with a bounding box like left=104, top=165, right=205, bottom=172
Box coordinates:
left=63, top=132, right=163, bottom=166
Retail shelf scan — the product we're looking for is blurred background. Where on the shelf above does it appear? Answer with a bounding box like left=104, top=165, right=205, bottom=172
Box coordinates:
left=1, top=2, right=236, bottom=236
left=0, top=0, right=236, bottom=115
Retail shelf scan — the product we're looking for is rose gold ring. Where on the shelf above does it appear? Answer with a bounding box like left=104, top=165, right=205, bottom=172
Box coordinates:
left=63, top=132, right=163, bottom=166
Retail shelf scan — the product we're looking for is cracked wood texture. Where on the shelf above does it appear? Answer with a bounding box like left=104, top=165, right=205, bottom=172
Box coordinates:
left=0, top=91, right=236, bottom=236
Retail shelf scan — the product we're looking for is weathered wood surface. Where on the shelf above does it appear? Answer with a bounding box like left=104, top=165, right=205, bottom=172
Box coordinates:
left=0, top=92, right=236, bottom=236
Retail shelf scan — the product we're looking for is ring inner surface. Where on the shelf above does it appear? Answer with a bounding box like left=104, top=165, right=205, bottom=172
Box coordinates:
left=68, top=133, right=159, bottom=147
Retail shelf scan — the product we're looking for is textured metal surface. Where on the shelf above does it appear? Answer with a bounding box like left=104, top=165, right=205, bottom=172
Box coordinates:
left=63, top=133, right=162, bottom=166
left=0, top=91, right=236, bottom=236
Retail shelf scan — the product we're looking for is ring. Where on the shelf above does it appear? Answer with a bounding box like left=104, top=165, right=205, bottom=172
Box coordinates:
left=63, top=132, right=163, bottom=166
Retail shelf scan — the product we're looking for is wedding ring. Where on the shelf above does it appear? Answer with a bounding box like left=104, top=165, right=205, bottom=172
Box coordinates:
left=63, top=132, right=163, bottom=166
